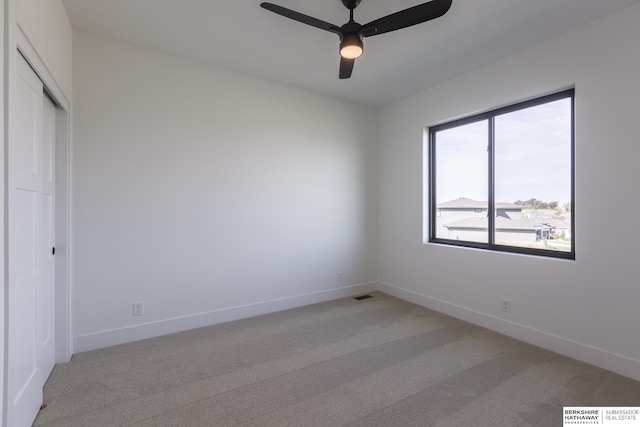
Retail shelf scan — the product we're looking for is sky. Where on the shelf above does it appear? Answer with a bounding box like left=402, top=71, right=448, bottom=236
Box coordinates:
left=432, top=98, right=572, bottom=205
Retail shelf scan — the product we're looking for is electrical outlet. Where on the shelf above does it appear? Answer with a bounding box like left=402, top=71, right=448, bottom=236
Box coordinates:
left=501, top=299, right=511, bottom=313
left=133, top=301, right=144, bottom=316
left=337, top=272, right=343, bottom=282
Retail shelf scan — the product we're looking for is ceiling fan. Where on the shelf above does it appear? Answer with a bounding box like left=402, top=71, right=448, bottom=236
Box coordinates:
left=260, top=0, right=453, bottom=79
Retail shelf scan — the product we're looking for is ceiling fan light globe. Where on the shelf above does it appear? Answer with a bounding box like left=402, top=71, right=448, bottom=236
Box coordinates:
left=340, top=34, right=363, bottom=59
left=340, top=45, right=363, bottom=59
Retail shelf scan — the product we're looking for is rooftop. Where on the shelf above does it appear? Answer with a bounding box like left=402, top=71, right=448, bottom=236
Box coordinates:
left=443, top=216, right=551, bottom=231
left=437, top=198, right=520, bottom=210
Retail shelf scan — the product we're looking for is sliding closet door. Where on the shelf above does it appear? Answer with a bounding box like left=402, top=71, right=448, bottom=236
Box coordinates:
left=7, top=53, right=56, bottom=427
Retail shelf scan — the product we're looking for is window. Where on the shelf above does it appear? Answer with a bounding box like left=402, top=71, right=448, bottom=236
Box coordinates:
left=427, top=89, right=574, bottom=259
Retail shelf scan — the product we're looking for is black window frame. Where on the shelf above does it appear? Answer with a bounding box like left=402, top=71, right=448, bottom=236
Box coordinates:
left=428, top=89, right=575, bottom=260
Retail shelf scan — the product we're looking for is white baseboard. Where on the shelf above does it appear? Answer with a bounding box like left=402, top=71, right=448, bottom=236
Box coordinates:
left=73, top=280, right=640, bottom=383
left=73, top=282, right=377, bottom=354
left=377, top=282, right=640, bottom=382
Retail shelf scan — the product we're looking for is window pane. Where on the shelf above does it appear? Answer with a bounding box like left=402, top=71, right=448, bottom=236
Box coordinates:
left=434, top=120, right=488, bottom=243
left=494, top=98, right=572, bottom=252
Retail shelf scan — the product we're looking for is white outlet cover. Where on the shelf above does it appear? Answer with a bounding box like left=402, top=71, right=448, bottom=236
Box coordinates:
left=133, top=301, right=144, bottom=316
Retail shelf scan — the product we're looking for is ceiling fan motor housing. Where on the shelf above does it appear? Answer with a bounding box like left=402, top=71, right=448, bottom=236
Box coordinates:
left=340, top=20, right=363, bottom=38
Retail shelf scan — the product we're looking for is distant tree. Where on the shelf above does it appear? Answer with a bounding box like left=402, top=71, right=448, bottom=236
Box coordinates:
left=519, top=198, right=565, bottom=210
left=564, top=202, right=572, bottom=212
left=519, top=198, right=564, bottom=210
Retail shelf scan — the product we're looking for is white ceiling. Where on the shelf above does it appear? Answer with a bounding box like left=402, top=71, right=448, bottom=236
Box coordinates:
left=61, top=0, right=639, bottom=108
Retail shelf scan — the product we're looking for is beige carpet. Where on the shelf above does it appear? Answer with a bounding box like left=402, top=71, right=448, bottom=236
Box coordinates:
left=34, top=292, right=640, bottom=426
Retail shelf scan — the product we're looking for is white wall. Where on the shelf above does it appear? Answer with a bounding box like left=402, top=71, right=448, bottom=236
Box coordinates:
left=378, top=3, right=640, bottom=381
left=72, top=32, right=378, bottom=352
left=1, top=2, right=5, bottom=422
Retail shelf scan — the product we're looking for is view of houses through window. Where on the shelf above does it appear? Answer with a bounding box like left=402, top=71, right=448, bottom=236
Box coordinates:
left=435, top=197, right=572, bottom=252
left=428, top=90, right=574, bottom=259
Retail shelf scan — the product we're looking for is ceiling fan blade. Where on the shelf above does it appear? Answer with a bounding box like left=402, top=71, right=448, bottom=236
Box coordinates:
left=339, top=57, right=355, bottom=79
left=260, top=3, right=343, bottom=36
left=361, top=0, right=452, bottom=37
